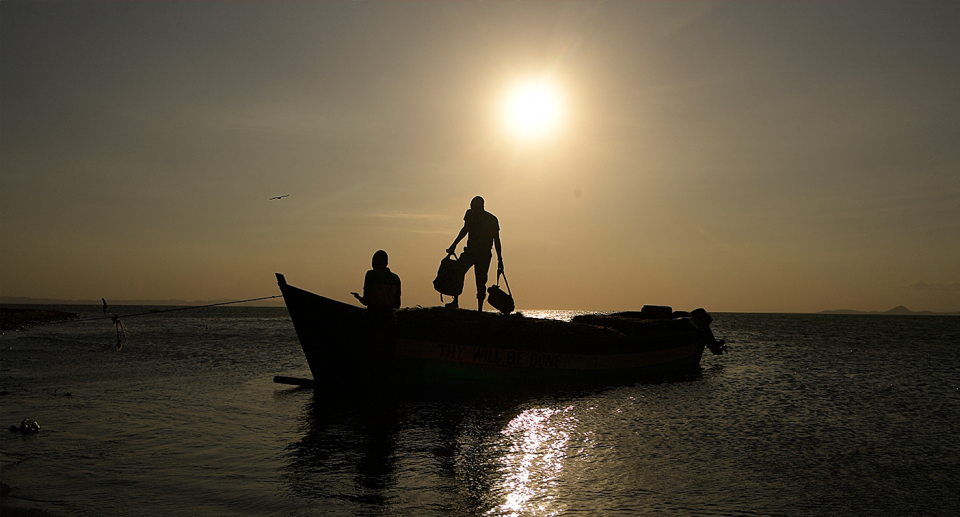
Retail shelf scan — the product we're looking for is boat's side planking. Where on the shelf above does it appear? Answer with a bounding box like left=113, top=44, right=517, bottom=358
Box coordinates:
left=396, top=339, right=704, bottom=372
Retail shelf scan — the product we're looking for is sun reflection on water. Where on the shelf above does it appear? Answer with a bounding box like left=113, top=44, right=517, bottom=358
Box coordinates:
left=489, top=406, right=579, bottom=517
left=517, top=310, right=594, bottom=322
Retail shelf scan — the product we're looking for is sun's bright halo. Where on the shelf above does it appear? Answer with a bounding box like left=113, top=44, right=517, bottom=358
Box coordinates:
left=503, top=81, right=562, bottom=138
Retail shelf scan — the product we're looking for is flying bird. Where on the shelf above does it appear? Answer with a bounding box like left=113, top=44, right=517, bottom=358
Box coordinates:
left=269, top=195, right=290, bottom=200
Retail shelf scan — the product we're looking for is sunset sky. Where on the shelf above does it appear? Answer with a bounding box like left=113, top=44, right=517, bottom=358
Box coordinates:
left=2, top=1, right=958, bottom=313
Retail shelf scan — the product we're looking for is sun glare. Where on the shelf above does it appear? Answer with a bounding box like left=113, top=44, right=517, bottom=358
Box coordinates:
left=503, top=81, right=562, bottom=138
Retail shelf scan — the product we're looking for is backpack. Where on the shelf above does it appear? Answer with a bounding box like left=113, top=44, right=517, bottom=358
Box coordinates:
left=433, top=253, right=464, bottom=299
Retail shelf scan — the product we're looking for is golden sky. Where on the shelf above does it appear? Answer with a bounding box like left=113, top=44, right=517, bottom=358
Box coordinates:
left=2, top=1, right=958, bottom=313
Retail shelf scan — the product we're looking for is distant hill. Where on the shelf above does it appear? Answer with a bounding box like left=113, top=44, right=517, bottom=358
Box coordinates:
left=0, top=295, right=285, bottom=307
left=820, top=305, right=960, bottom=316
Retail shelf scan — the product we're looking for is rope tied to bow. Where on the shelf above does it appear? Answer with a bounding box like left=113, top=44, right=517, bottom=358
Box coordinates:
left=95, top=294, right=281, bottom=350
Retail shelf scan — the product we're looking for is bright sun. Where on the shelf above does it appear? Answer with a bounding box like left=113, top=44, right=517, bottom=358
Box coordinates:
left=503, top=81, right=562, bottom=138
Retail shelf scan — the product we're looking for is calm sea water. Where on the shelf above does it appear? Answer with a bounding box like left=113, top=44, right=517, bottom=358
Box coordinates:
left=2, top=306, right=958, bottom=516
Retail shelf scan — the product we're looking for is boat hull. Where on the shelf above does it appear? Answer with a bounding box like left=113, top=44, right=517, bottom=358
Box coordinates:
left=275, top=273, right=715, bottom=386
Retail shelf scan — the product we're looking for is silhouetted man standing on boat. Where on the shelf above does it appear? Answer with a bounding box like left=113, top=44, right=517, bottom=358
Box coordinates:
left=446, top=196, right=503, bottom=311
left=352, top=250, right=402, bottom=322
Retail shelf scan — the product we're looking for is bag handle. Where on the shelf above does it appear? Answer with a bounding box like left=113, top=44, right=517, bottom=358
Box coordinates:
left=496, top=270, right=511, bottom=297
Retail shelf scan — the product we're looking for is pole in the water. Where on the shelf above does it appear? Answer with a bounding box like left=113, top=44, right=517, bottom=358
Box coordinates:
left=273, top=376, right=315, bottom=387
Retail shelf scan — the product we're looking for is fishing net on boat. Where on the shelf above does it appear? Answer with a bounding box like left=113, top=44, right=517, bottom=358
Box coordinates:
left=396, top=307, right=631, bottom=354
left=571, top=314, right=698, bottom=338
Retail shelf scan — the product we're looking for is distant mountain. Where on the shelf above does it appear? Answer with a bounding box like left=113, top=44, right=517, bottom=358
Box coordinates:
left=820, top=306, right=960, bottom=316
left=885, top=305, right=913, bottom=314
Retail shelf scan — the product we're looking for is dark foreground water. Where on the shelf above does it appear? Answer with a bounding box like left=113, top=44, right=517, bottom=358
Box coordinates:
left=2, top=306, right=958, bottom=516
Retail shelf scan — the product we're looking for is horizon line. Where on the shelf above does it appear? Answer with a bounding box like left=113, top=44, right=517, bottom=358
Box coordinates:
left=2, top=296, right=958, bottom=315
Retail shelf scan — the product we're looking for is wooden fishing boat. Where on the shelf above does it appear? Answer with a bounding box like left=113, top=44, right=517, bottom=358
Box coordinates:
left=274, top=273, right=725, bottom=387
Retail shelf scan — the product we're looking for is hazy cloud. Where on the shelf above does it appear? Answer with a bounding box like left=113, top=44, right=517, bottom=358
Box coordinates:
left=3, top=1, right=959, bottom=311
left=906, top=282, right=960, bottom=291
left=363, top=212, right=450, bottom=221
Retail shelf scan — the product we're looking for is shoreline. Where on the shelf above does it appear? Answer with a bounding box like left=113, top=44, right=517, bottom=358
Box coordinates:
left=0, top=308, right=79, bottom=332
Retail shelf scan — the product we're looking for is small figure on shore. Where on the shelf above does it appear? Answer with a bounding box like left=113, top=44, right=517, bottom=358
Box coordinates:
left=102, top=298, right=108, bottom=314
left=446, top=196, right=503, bottom=311
left=352, top=250, right=402, bottom=321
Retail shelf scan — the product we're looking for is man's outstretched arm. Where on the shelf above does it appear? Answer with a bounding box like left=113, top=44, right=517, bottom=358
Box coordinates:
left=447, top=226, right=468, bottom=254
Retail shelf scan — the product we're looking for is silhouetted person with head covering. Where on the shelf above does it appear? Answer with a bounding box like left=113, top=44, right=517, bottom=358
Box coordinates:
left=446, top=196, right=503, bottom=311
left=352, top=250, right=402, bottom=320
left=352, top=250, right=401, bottom=361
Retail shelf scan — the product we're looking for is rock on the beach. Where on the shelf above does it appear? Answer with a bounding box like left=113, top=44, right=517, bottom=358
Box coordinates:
left=16, top=419, right=41, bottom=433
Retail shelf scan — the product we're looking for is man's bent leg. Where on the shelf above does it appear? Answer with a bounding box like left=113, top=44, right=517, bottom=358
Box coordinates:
left=474, top=254, right=492, bottom=311
left=450, top=252, right=479, bottom=309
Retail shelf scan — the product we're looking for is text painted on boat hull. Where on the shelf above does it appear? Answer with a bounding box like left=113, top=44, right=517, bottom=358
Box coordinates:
left=436, top=343, right=562, bottom=368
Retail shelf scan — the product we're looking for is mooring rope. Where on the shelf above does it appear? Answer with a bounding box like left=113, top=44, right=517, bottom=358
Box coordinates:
left=100, top=294, right=284, bottom=321
left=112, top=294, right=284, bottom=349
left=6, top=294, right=284, bottom=349
left=100, top=295, right=282, bottom=349
left=40, top=294, right=285, bottom=325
